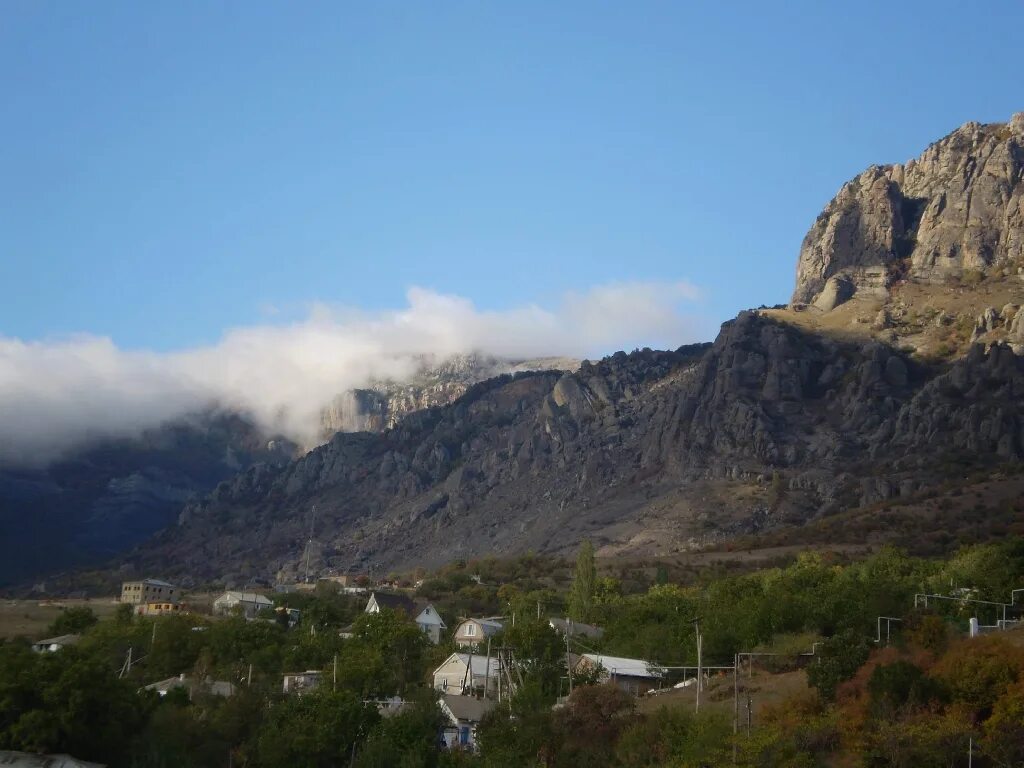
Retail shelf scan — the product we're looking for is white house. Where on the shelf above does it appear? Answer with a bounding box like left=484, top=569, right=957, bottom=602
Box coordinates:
left=432, top=652, right=499, bottom=696
left=414, top=604, right=446, bottom=644
left=452, top=617, right=503, bottom=649
left=574, top=653, right=666, bottom=696
left=213, top=591, right=273, bottom=619
left=31, top=634, right=81, bottom=653
left=364, top=591, right=446, bottom=644
left=143, top=673, right=237, bottom=699
left=548, top=617, right=604, bottom=640
left=438, top=693, right=495, bottom=752
left=282, top=670, right=322, bottom=695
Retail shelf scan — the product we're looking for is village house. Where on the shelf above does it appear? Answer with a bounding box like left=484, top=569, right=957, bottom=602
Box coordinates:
left=574, top=653, right=666, bottom=696
left=31, top=634, right=80, bottom=653
left=438, top=694, right=495, bottom=752
left=143, top=673, right=237, bottom=699
left=319, top=572, right=367, bottom=588
left=135, top=601, right=184, bottom=617
left=282, top=670, right=322, bottom=695
left=213, top=591, right=273, bottom=619
left=364, top=591, right=446, bottom=643
left=452, top=617, right=503, bottom=649
left=432, top=652, right=499, bottom=697
left=548, top=617, right=605, bottom=640
left=120, top=578, right=178, bottom=606
left=364, top=591, right=415, bottom=615
left=413, top=604, right=446, bottom=644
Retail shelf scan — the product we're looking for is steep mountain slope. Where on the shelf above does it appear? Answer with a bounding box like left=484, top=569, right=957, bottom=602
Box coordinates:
left=0, top=412, right=295, bottom=586
left=0, top=356, right=578, bottom=587
left=319, top=354, right=579, bottom=436
left=113, top=113, right=1024, bottom=586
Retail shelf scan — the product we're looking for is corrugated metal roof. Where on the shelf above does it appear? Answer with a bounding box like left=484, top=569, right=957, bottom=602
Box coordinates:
left=216, top=591, right=272, bottom=605
left=435, top=653, right=500, bottom=677
left=580, top=653, right=664, bottom=679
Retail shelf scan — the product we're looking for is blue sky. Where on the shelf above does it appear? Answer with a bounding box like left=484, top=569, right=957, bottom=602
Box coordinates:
left=2, top=1, right=1023, bottom=352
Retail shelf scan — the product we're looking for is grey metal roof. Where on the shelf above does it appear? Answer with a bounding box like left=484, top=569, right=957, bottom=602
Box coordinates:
left=439, top=693, right=496, bottom=723
left=548, top=617, right=605, bottom=639
left=32, top=634, right=81, bottom=647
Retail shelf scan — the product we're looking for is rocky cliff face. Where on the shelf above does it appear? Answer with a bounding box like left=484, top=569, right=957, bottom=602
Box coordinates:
left=130, top=304, right=1024, bottom=587
left=80, top=113, right=1024, bottom=587
left=318, top=354, right=580, bottom=437
left=794, top=113, right=1024, bottom=307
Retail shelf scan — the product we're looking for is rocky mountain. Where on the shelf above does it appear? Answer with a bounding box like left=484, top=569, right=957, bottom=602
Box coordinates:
left=794, top=113, right=1024, bottom=309
left=0, top=356, right=579, bottom=588
left=319, top=354, right=580, bottom=436
left=87, top=113, right=1024, bottom=587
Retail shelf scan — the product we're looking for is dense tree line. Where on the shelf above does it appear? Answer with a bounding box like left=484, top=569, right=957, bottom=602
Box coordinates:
left=0, top=540, right=1021, bottom=765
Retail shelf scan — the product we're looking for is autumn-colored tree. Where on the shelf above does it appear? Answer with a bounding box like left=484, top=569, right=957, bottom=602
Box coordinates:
left=980, top=680, right=1024, bottom=767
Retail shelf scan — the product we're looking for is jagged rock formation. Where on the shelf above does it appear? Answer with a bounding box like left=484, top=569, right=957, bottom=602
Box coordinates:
left=794, top=113, right=1024, bottom=307
left=46, top=113, right=1024, bottom=588
left=319, top=354, right=580, bottom=437
left=130, top=306, right=1024, bottom=587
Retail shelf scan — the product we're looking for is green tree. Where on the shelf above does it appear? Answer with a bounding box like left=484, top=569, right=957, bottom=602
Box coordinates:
left=47, top=606, right=98, bottom=636
left=806, top=631, right=870, bottom=702
left=255, top=690, right=379, bottom=768
left=567, top=541, right=596, bottom=622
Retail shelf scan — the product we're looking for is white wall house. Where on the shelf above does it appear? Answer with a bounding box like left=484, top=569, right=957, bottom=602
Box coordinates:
left=414, top=605, right=446, bottom=644
left=438, top=693, right=495, bottom=752
left=432, top=652, right=499, bottom=696
left=213, top=591, right=273, bottom=619
left=574, top=653, right=666, bottom=696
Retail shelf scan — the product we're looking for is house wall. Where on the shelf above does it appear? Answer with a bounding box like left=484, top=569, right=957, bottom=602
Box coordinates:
left=453, top=620, right=488, bottom=648
left=121, top=581, right=178, bottom=605
left=418, top=621, right=442, bottom=644
left=432, top=657, right=497, bottom=695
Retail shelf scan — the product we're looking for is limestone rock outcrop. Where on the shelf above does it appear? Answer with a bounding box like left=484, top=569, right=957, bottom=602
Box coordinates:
left=793, top=114, right=1024, bottom=305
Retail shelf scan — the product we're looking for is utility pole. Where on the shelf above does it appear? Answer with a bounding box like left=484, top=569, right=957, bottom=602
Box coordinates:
left=733, top=653, right=739, bottom=764
left=333, top=654, right=337, bottom=691
left=247, top=663, right=252, bottom=687
left=484, top=638, right=492, bottom=700
left=151, top=621, right=157, bottom=649
left=693, top=618, right=702, bottom=714
left=746, top=694, right=752, bottom=737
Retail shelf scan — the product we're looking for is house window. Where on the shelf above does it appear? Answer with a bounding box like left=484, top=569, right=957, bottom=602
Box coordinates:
left=465, top=624, right=476, bottom=637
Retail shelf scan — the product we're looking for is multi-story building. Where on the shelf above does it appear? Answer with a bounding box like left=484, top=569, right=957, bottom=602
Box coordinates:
left=120, top=578, right=178, bottom=606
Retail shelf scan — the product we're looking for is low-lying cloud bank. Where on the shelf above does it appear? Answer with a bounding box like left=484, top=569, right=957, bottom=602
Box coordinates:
left=0, top=281, right=704, bottom=466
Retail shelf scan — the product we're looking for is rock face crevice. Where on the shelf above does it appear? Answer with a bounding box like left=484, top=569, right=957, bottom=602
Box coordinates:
left=793, top=114, right=1024, bottom=307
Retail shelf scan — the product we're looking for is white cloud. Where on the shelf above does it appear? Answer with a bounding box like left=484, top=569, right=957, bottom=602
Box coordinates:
left=0, top=281, right=704, bottom=466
